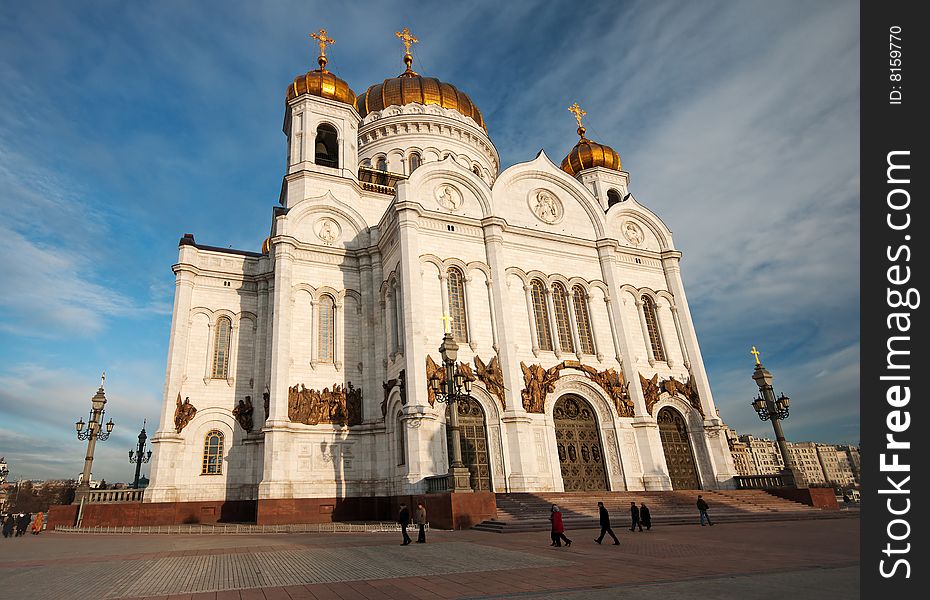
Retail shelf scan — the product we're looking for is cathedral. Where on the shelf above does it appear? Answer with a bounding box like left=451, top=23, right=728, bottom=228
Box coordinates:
left=146, top=28, right=737, bottom=520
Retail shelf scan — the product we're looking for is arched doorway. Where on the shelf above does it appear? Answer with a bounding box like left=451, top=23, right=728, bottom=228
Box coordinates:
left=657, top=407, right=700, bottom=489
left=446, top=397, right=492, bottom=491
left=553, top=395, right=608, bottom=491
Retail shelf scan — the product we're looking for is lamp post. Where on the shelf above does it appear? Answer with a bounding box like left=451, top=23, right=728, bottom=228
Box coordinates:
left=428, top=324, right=474, bottom=493
left=749, top=347, right=806, bottom=488
left=74, top=373, right=115, bottom=495
left=128, top=421, right=152, bottom=489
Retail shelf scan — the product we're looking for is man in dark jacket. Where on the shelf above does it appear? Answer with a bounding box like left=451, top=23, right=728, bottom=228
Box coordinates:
left=629, top=501, right=643, bottom=531
left=594, top=502, right=619, bottom=545
left=398, top=503, right=412, bottom=544
left=697, top=495, right=714, bottom=526
left=639, top=503, right=652, bottom=531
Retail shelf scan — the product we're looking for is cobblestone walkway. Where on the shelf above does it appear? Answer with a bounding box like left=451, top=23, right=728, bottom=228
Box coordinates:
left=1, top=542, right=568, bottom=600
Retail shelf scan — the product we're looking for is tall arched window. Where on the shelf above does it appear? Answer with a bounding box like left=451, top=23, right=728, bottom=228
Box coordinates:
left=396, top=412, right=406, bottom=465
left=531, top=280, right=553, bottom=351
left=472, top=164, right=481, bottom=177
left=642, top=296, right=666, bottom=362
left=447, top=267, right=468, bottom=342
left=318, top=295, right=335, bottom=363
left=211, top=316, right=231, bottom=379
left=607, top=189, right=623, bottom=207
left=551, top=283, right=574, bottom=353
left=314, top=123, right=339, bottom=168
left=572, top=286, right=596, bottom=355
left=376, top=156, right=387, bottom=171
left=202, top=430, right=224, bottom=475
left=409, top=152, right=421, bottom=173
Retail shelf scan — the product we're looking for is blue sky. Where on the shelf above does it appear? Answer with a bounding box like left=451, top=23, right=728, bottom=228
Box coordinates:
left=0, top=0, right=859, bottom=482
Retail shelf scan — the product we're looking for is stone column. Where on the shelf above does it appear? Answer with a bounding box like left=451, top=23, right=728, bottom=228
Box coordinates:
left=309, top=298, right=319, bottom=366
left=253, top=278, right=270, bottom=424
left=566, top=291, right=583, bottom=360
left=670, top=305, right=691, bottom=369
left=635, top=298, right=655, bottom=366
left=334, top=299, right=344, bottom=371
left=523, top=284, right=540, bottom=357
left=545, top=285, right=562, bottom=358
left=464, top=275, right=478, bottom=351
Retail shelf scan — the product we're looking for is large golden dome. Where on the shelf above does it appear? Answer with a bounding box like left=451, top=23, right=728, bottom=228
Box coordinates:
left=560, top=126, right=622, bottom=176
left=286, top=31, right=356, bottom=106
left=355, top=52, right=486, bottom=131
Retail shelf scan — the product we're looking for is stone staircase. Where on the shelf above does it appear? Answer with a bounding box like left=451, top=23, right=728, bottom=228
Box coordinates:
left=474, top=490, right=855, bottom=533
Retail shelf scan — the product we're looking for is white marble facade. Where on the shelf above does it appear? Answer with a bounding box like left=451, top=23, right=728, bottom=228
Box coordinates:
left=146, top=73, right=737, bottom=505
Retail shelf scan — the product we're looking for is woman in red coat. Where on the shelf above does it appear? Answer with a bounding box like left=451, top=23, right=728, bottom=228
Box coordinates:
left=549, top=504, right=572, bottom=547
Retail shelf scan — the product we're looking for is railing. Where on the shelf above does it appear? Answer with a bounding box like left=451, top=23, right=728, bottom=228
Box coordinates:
left=55, top=521, right=429, bottom=535
left=81, top=489, right=146, bottom=503
left=735, top=475, right=785, bottom=489
left=358, top=166, right=406, bottom=195
left=360, top=181, right=397, bottom=195
left=425, top=473, right=452, bottom=493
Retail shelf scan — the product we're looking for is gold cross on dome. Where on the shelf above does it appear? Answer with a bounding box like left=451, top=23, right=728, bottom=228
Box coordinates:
left=440, top=313, right=454, bottom=334
left=750, top=346, right=761, bottom=365
left=395, top=27, right=418, bottom=55
left=310, top=28, right=335, bottom=57
left=568, top=102, right=586, bottom=128
left=101, top=371, right=106, bottom=387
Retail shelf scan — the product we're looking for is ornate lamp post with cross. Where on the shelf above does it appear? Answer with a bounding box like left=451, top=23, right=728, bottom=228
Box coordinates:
left=428, top=315, right=474, bottom=493
left=749, top=347, right=806, bottom=488
left=128, top=421, right=153, bottom=489
left=74, top=374, right=115, bottom=495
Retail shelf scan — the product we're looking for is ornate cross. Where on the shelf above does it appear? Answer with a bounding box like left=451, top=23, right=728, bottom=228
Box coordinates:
left=101, top=371, right=106, bottom=387
left=395, top=27, right=418, bottom=55
left=568, top=102, right=586, bottom=128
left=310, top=28, right=335, bottom=57
left=750, top=346, right=761, bottom=365
left=440, top=313, right=454, bottom=334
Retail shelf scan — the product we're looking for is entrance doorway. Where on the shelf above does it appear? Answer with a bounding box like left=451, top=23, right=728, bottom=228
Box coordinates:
left=553, top=395, right=608, bottom=491
left=446, top=397, right=492, bottom=491
left=657, top=407, right=700, bottom=489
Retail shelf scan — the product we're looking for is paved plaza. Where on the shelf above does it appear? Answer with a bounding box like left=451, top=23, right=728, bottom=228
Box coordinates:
left=0, top=519, right=858, bottom=599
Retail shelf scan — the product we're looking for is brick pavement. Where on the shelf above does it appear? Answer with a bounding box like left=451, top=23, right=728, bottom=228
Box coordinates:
left=0, top=518, right=859, bottom=600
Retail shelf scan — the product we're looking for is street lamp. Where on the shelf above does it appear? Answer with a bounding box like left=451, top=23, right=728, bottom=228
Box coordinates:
left=749, top=347, right=806, bottom=488
left=428, top=324, right=474, bottom=493
left=128, top=420, right=153, bottom=489
left=74, top=373, right=115, bottom=493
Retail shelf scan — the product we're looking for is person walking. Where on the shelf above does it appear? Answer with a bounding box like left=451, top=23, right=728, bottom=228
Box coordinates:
left=415, top=501, right=427, bottom=543
left=549, top=505, right=572, bottom=547
left=594, top=501, right=619, bottom=545
left=16, top=513, right=30, bottom=537
left=1, top=514, right=13, bottom=538
left=398, top=503, right=412, bottom=545
left=640, top=503, right=652, bottom=531
left=30, top=512, right=43, bottom=535
left=629, top=501, right=643, bottom=531
left=697, top=495, right=714, bottom=526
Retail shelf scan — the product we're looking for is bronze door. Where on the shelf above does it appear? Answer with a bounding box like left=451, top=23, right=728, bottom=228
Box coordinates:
left=447, top=398, right=492, bottom=491
left=657, top=407, right=700, bottom=489
left=553, top=396, right=608, bottom=491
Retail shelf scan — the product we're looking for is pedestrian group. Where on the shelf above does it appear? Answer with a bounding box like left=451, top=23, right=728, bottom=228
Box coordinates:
left=1, top=512, right=43, bottom=538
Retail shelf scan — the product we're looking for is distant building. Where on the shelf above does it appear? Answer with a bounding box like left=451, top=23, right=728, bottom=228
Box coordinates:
left=787, top=442, right=826, bottom=485
left=729, top=433, right=861, bottom=486
left=0, top=456, right=7, bottom=483
left=739, top=434, right=783, bottom=475
left=726, top=429, right=755, bottom=476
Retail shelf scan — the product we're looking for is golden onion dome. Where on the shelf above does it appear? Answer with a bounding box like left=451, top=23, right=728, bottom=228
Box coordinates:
left=286, top=30, right=356, bottom=106
left=261, top=237, right=271, bottom=254
left=560, top=125, right=622, bottom=176
left=355, top=36, right=486, bottom=131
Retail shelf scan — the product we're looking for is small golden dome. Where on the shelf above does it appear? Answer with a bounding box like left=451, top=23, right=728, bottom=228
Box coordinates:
left=560, top=127, right=622, bottom=176
left=261, top=237, right=271, bottom=254
left=286, top=30, right=356, bottom=106
left=355, top=30, right=486, bottom=131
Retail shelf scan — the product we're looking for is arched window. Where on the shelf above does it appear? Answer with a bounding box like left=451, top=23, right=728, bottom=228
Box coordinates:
left=211, top=316, right=231, bottom=379
left=396, top=412, right=406, bottom=465
left=318, top=295, right=335, bottom=363
left=531, top=280, right=553, bottom=351
left=607, top=189, right=623, bottom=207
left=447, top=267, right=468, bottom=342
left=202, top=430, right=224, bottom=475
left=409, top=152, right=421, bottom=173
left=551, top=283, right=574, bottom=353
left=572, top=286, right=596, bottom=355
left=376, top=156, right=387, bottom=171
left=314, top=123, right=339, bottom=168
left=472, top=164, right=481, bottom=177
left=642, top=296, right=666, bottom=362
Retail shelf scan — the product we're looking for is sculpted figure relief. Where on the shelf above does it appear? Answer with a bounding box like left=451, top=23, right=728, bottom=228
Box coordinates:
left=174, top=394, right=197, bottom=433
left=520, top=362, right=561, bottom=413
left=263, top=390, right=270, bottom=422
left=233, top=396, right=254, bottom=432
left=474, top=355, right=506, bottom=410
left=381, top=369, right=407, bottom=418
left=641, top=373, right=703, bottom=417
left=639, top=373, right=662, bottom=416
left=287, top=382, right=362, bottom=426
left=426, top=356, right=476, bottom=408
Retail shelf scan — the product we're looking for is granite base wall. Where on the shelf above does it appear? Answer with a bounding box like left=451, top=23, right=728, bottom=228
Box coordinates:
left=767, top=487, right=839, bottom=510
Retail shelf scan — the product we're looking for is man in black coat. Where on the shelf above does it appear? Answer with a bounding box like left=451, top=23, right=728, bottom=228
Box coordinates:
left=697, top=495, right=714, bottom=526
left=629, top=501, right=643, bottom=531
left=594, top=502, right=619, bottom=545
left=398, top=503, right=412, bottom=545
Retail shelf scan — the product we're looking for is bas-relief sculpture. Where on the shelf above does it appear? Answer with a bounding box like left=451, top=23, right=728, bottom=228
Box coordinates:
left=288, top=382, right=363, bottom=426
left=381, top=369, right=407, bottom=418
left=233, top=396, right=254, bottom=432
left=640, top=372, right=703, bottom=417
left=425, top=355, right=477, bottom=408
left=174, top=394, right=197, bottom=433
left=520, top=360, right=634, bottom=417
left=474, top=355, right=506, bottom=410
